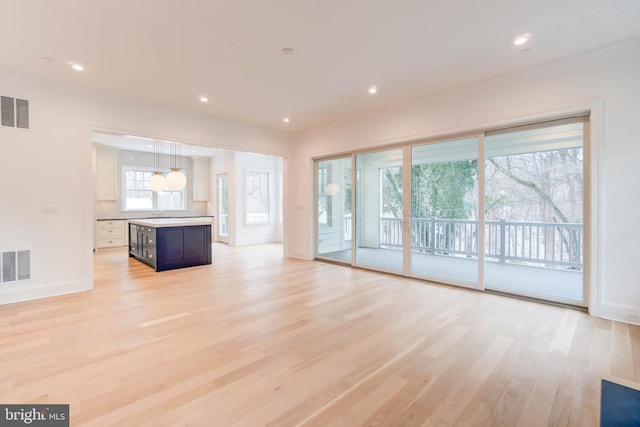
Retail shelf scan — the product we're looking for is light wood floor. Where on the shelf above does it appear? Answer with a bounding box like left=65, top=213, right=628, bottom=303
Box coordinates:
left=1, top=243, right=639, bottom=426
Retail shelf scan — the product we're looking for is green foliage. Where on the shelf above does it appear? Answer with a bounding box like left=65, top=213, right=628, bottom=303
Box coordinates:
left=411, top=160, right=477, bottom=219
left=380, top=161, right=478, bottom=219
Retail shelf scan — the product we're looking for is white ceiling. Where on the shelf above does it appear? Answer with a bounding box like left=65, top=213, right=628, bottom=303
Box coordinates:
left=2, top=0, right=640, bottom=132
left=91, top=132, right=222, bottom=157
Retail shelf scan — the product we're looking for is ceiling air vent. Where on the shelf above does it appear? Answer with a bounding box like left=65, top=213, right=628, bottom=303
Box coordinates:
left=1, top=96, right=29, bottom=129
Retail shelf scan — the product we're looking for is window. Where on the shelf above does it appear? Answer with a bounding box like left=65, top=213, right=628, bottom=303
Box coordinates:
left=123, top=168, right=185, bottom=211
left=245, top=171, right=270, bottom=224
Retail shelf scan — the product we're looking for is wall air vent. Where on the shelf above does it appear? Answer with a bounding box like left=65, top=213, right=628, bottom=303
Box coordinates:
left=1, top=250, right=31, bottom=283
left=1, top=96, right=29, bottom=129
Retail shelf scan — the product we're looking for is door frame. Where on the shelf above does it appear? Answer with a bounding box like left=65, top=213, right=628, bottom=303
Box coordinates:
left=216, top=173, right=229, bottom=244
left=313, top=113, right=593, bottom=308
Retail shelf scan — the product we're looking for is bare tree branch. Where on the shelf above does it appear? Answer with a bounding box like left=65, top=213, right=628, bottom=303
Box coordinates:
left=488, top=158, right=570, bottom=223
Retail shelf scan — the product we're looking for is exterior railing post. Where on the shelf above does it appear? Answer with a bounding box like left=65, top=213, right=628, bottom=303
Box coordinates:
left=430, top=217, right=436, bottom=252
left=374, top=217, right=581, bottom=269
left=499, top=219, right=506, bottom=263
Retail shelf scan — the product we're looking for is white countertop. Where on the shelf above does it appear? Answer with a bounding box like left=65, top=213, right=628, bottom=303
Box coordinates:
left=129, top=218, right=213, bottom=228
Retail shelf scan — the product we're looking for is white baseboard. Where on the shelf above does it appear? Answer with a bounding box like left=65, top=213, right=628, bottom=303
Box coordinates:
left=233, top=237, right=282, bottom=246
left=600, top=301, right=640, bottom=326
left=287, top=250, right=313, bottom=260
left=0, top=279, right=91, bottom=305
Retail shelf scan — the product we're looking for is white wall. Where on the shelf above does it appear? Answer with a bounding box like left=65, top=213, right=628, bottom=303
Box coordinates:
left=0, top=71, right=291, bottom=304
left=233, top=152, right=283, bottom=246
left=210, top=150, right=283, bottom=246
left=289, top=37, right=640, bottom=324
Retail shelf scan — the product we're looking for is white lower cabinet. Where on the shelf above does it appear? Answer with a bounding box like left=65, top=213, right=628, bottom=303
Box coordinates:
left=96, top=220, right=125, bottom=248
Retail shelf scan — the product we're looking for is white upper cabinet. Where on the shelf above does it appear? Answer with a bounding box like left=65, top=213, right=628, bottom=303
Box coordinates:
left=96, top=148, right=117, bottom=200
left=192, top=157, right=211, bottom=202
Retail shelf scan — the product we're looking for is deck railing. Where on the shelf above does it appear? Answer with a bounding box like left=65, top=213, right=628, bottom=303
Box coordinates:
left=378, top=217, right=583, bottom=269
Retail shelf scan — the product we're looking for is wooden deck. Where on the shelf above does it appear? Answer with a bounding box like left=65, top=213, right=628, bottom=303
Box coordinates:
left=319, top=248, right=583, bottom=303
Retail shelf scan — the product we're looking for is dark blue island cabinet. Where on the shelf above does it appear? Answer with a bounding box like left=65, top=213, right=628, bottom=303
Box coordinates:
left=129, top=219, right=212, bottom=272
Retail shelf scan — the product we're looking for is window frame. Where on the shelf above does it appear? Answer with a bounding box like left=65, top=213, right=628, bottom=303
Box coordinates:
left=122, top=166, right=187, bottom=212
left=244, top=170, right=271, bottom=225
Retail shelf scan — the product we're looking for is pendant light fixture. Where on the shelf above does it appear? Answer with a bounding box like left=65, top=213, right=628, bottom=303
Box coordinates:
left=165, top=141, right=187, bottom=191
left=148, top=140, right=167, bottom=192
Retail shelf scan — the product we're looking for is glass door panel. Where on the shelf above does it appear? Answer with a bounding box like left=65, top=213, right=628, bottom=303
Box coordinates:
left=316, top=157, right=353, bottom=263
left=355, top=149, right=404, bottom=272
left=217, top=174, right=229, bottom=243
left=484, top=121, right=584, bottom=303
left=410, top=138, right=479, bottom=285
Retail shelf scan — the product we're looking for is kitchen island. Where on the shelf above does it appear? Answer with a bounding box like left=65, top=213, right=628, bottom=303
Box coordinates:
left=129, top=218, right=212, bottom=272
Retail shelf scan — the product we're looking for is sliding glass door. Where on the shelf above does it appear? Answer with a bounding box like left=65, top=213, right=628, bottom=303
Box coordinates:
left=354, top=148, right=404, bottom=272
left=484, top=119, right=584, bottom=303
left=316, top=157, right=352, bottom=263
left=410, top=138, right=480, bottom=287
left=314, top=116, right=587, bottom=306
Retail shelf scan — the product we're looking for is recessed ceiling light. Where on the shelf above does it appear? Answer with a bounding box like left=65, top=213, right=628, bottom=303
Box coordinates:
left=192, top=150, right=197, bottom=153
left=281, top=48, right=294, bottom=55
left=199, top=96, right=208, bottom=103
left=514, top=33, right=531, bottom=46
left=147, top=144, right=153, bottom=148
left=71, top=63, right=84, bottom=71
left=368, top=86, right=378, bottom=94
left=283, top=117, right=290, bottom=123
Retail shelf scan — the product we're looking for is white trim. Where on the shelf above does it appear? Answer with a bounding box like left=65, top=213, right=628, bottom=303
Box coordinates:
left=600, top=301, right=640, bottom=326
left=234, top=237, right=282, bottom=246
left=586, top=101, right=603, bottom=317
left=402, top=147, right=411, bottom=275
left=477, top=133, right=486, bottom=291
left=0, top=279, right=90, bottom=305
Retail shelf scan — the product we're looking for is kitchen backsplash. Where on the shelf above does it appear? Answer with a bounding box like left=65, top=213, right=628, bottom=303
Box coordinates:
left=96, top=200, right=209, bottom=220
